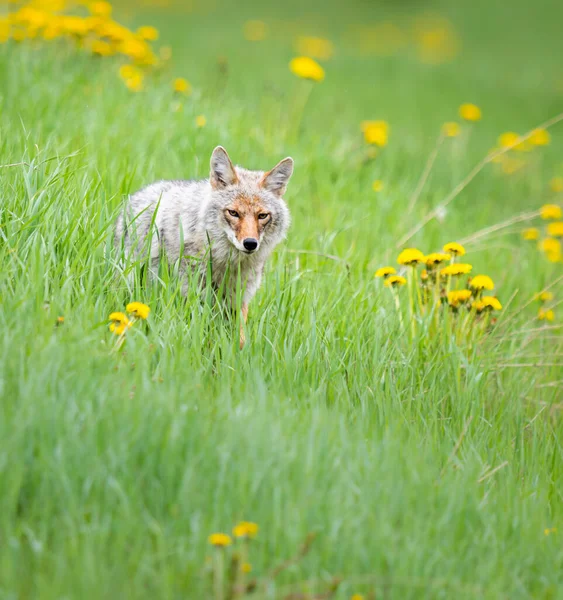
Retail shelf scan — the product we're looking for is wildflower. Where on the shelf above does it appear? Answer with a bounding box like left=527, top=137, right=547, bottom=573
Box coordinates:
left=56, top=316, right=65, bottom=326
left=119, top=64, right=140, bottom=80
left=233, top=521, right=259, bottom=538
left=208, top=533, right=232, bottom=547
left=441, top=263, right=472, bottom=276
left=459, top=103, right=481, bottom=122
left=91, top=40, right=113, bottom=56
left=89, top=1, right=112, bottom=18
left=443, top=242, right=465, bottom=256
left=447, top=289, right=472, bottom=306
left=538, top=308, right=555, bottom=321
left=173, top=78, right=192, bottom=94
left=109, top=312, right=131, bottom=335
left=529, top=128, right=550, bottom=146
left=289, top=56, right=325, bottom=82
left=372, top=180, right=384, bottom=192
left=126, top=302, right=150, bottom=319
left=425, top=252, right=450, bottom=267
left=498, top=131, right=520, bottom=148
left=397, top=248, right=425, bottom=266
left=521, top=228, right=539, bottom=241
left=473, top=296, right=502, bottom=312
left=442, top=122, right=460, bottom=137
left=547, top=222, right=563, bottom=237
left=536, top=291, right=554, bottom=302
left=241, top=563, right=252, bottom=573
left=550, top=177, right=563, bottom=193
left=351, top=595, right=365, bottom=600
left=539, top=238, right=562, bottom=261
left=195, top=115, right=207, bottom=128
left=544, top=527, right=557, bottom=536
left=295, top=36, right=334, bottom=60
left=137, top=26, right=159, bottom=41
left=375, top=266, right=396, bottom=278
left=470, top=275, right=494, bottom=291
left=384, top=275, right=407, bottom=288
left=420, top=269, right=428, bottom=281
left=362, top=120, right=389, bottom=147
left=125, top=74, right=144, bottom=92
left=243, top=20, right=268, bottom=42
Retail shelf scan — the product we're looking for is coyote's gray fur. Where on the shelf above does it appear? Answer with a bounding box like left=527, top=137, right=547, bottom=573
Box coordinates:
left=115, top=146, right=293, bottom=346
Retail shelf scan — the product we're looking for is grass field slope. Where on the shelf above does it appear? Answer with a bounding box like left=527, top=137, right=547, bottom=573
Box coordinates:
left=1, top=0, right=563, bottom=598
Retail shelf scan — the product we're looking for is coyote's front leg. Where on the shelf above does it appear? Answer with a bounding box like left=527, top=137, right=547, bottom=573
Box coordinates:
left=239, top=303, right=248, bottom=349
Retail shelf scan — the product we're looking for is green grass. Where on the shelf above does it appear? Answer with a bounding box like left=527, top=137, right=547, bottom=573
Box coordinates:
left=1, top=0, right=563, bottom=598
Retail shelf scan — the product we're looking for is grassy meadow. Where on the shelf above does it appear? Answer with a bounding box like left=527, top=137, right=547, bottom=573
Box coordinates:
left=1, top=0, right=563, bottom=598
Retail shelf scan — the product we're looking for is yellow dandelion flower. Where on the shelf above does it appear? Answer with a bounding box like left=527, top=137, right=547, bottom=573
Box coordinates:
left=243, top=20, right=268, bottom=42
left=208, top=533, right=232, bottom=547
left=544, top=527, right=557, bottom=536
left=425, top=252, right=450, bottom=267
left=137, top=26, right=159, bottom=41
left=119, top=64, right=139, bottom=80
left=289, top=56, right=325, bottom=82
left=109, top=312, right=131, bottom=335
left=538, top=308, right=555, bottom=321
left=547, top=222, right=563, bottom=237
left=459, top=103, right=481, bottom=122
left=384, top=275, right=407, bottom=287
left=442, top=122, right=460, bottom=137
left=56, top=316, right=65, bottom=325
left=536, top=291, right=554, bottom=302
left=372, top=179, right=384, bottom=192
left=420, top=269, right=429, bottom=281
left=447, top=289, right=472, bottom=306
left=173, top=77, right=192, bottom=94
left=89, top=1, right=112, bottom=19
left=295, top=36, right=334, bottom=61
left=529, top=128, right=550, bottom=146
left=125, top=74, right=144, bottom=92
left=550, top=177, right=563, bottom=193
left=397, top=248, right=425, bottom=266
left=195, top=115, right=207, bottom=128
left=470, top=275, right=494, bottom=291
left=375, top=266, right=396, bottom=278
left=539, top=237, right=561, bottom=254
left=498, top=131, right=520, bottom=148
left=473, top=296, right=502, bottom=312
left=351, top=595, right=365, bottom=600
left=441, top=263, right=472, bottom=276
left=126, top=302, right=150, bottom=319
left=233, top=521, right=259, bottom=538
left=362, top=120, right=389, bottom=147
left=241, top=563, right=252, bottom=573
left=521, top=227, right=539, bottom=241
left=91, top=40, right=114, bottom=56
left=443, top=242, right=465, bottom=256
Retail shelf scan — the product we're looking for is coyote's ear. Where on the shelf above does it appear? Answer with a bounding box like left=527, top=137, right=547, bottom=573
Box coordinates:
left=210, top=146, right=238, bottom=189
left=260, top=157, right=294, bottom=196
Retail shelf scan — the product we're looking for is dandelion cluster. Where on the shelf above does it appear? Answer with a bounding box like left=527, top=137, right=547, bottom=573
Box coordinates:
left=536, top=290, right=557, bottom=322
left=108, top=302, right=150, bottom=344
left=376, top=242, right=502, bottom=342
left=490, top=128, right=552, bottom=175
left=1, top=1, right=191, bottom=94
left=521, top=201, right=563, bottom=263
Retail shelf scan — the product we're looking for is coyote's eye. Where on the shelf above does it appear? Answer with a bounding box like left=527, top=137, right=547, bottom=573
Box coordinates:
left=258, top=213, right=270, bottom=220
left=227, top=209, right=239, bottom=218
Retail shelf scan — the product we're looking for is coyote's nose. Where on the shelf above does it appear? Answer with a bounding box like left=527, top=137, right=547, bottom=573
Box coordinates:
left=243, top=238, right=258, bottom=252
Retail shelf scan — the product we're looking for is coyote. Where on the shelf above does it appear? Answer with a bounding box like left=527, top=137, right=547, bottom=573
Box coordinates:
left=115, top=146, right=294, bottom=347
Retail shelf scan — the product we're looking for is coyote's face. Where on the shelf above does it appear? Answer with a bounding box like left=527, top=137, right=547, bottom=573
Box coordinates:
left=207, top=147, right=293, bottom=256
